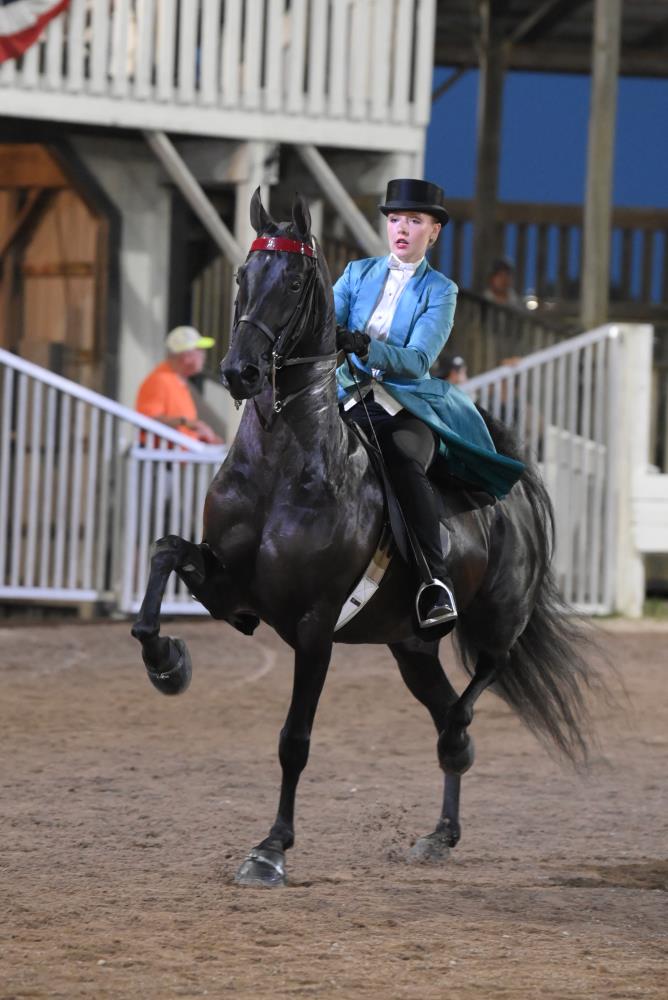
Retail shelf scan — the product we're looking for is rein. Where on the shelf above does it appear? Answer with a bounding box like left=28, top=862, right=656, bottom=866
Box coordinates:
left=234, top=235, right=337, bottom=427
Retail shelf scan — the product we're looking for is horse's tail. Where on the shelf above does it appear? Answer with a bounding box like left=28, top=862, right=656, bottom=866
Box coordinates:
left=456, top=408, right=606, bottom=767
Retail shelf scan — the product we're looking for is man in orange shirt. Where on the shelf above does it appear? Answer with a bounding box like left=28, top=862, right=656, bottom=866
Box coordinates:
left=135, top=326, right=223, bottom=444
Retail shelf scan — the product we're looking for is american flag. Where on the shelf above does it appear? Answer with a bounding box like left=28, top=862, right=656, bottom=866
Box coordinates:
left=0, top=0, right=70, bottom=64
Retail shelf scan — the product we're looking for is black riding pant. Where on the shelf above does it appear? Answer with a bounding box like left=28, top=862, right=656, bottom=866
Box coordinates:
left=346, top=398, right=447, bottom=577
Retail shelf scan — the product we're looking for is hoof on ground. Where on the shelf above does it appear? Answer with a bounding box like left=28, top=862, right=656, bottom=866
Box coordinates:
left=407, top=831, right=452, bottom=864
left=235, top=848, right=287, bottom=888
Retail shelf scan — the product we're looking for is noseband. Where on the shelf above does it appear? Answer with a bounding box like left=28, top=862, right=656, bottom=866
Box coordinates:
left=234, top=236, right=337, bottom=422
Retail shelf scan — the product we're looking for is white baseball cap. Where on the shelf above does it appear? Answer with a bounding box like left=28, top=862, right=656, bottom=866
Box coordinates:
left=165, top=326, right=215, bottom=354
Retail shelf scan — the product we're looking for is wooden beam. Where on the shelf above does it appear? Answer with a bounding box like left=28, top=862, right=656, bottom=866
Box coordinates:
left=581, top=0, right=623, bottom=330
left=472, top=1, right=506, bottom=293
left=295, top=144, right=384, bottom=258
left=0, top=190, right=51, bottom=262
left=143, top=130, right=244, bottom=266
left=431, top=67, right=468, bottom=104
left=435, top=43, right=668, bottom=78
left=508, top=0, right=590, bottom=46
left=0, top=145, right=69, bottom=189
left=636, top=16, right=668, bottom=49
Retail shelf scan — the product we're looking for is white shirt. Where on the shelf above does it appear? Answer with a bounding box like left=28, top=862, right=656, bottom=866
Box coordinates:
left=344, top=253, right=424, bottom=415
left=366, top=253, right=424, bottom=345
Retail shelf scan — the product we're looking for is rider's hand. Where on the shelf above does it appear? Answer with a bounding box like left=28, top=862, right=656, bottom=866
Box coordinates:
left=336, top=326, right=370, bottom=359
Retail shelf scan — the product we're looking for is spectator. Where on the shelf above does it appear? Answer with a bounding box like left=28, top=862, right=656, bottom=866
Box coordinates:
left=136, top=326, right=223, bottom=444
left=439, top=354, right=468, bottom=384
left=484, top=257, right=521, bottom=307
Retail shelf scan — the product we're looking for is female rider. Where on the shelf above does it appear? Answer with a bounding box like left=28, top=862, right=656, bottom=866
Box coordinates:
left=334, top=178, right=524, bottom=628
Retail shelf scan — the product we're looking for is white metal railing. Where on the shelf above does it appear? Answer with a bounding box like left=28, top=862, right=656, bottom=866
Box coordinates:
left=120, top=446, right=224, bottom=613
left=464, top=324, right=621, bottom=614
left=0, top=347, right=226, bottom=608
left=4, top=324, right=653, bottom=617
left=0, top=0, right=435, bottom=149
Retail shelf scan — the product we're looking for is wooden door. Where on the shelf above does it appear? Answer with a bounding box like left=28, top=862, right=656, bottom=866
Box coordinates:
left=0, top=144, right=108, bottom=392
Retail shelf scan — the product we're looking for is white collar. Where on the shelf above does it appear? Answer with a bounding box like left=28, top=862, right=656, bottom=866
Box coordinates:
left=387, top=253, right=423, bottom=273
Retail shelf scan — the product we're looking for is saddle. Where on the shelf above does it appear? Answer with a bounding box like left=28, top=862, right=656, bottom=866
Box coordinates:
left=347, top=420, right=496, bottom=568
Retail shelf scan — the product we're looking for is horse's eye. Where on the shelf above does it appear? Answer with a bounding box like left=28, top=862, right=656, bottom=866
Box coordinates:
left=290, top=279, right=302, bottom=292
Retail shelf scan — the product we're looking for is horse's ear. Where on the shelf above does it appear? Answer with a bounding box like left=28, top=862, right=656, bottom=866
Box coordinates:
left=250, top=187, right=275, bottom=234
left=292, top=194, right=312, bottom=241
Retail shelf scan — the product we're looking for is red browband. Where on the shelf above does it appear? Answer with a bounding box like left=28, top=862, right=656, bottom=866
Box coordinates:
left=249, top=236, right=316, bottom=258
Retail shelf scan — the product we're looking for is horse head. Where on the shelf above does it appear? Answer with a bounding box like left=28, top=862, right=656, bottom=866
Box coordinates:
left=220, top=188, right=332, bottom=403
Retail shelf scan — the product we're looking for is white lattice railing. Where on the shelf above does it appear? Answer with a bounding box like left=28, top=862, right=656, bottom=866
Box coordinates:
left=464, top=325, right=622, bottom=615
left=120, top=446, right=224, bottom=614
left=0, top=0, right=435, bottom=149
left=0, top=347, right=226, bottom=608
left=3, top=325, right=659, bottom=617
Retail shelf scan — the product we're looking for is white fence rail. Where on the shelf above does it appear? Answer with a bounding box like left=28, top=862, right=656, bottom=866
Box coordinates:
left=0, top=0, right=434, bottom=150
left=121, top=446, right=224, bottom=614
left=0, top=348, right=226, bottom=611
left=464, top=325, right=622, bottom=614
left=2, top=325, right=661, bottom=617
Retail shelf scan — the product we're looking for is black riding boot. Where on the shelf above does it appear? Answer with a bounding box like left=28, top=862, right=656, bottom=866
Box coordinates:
left=393, top=459, right=458, bottom=628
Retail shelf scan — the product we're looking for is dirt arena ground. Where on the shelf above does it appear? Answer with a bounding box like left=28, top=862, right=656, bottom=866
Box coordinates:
left=1, top=617, right=666, bottom=999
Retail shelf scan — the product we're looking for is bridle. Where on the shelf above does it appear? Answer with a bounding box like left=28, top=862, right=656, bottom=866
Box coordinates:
left=233, top=235, right=337, bottom=425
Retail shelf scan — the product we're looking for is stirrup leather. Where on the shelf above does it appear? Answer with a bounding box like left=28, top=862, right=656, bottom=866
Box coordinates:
left=416, top=578, right=458, bottom=628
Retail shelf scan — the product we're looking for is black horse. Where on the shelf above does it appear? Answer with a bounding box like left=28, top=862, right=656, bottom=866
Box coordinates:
left=132, top=191, right=597, bottom=887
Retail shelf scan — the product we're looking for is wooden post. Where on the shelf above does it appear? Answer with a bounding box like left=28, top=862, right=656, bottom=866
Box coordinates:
left=472, top=0, right=506, bottom=293
left=580, top=0, right=622, bottom=331
left=615, top=324, right=654, bottom=617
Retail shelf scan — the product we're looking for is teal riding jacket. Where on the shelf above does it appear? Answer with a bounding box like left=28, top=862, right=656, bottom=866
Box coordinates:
left=333, top=256, right=525, bottom=499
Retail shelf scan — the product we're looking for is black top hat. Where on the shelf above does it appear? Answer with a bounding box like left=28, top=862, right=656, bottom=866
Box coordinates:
left=379, top=178, right=450, bottom=226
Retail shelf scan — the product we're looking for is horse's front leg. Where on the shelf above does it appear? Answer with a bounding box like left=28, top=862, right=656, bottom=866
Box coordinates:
left=131, top=535, right=236, bottom=695
left=235, top=615, right=334, bottom=888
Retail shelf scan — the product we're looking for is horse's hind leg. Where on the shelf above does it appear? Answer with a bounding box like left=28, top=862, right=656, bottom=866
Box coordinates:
left=131, top=535, right=221, bottom=695
left=437, top=649, right=508, bottom=775
left=389, top=637, right=462, bottom=860
left=389, top=640, right=507, bottom=860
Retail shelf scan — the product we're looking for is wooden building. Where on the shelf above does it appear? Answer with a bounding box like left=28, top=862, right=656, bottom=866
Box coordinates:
left=1, top=1, right=667, bottom=434
left=0, top=0, right=434, bottom=434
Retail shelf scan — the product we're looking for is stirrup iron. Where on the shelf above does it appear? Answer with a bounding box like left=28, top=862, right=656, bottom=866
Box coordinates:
left=416, top=578, right=458, bottom=629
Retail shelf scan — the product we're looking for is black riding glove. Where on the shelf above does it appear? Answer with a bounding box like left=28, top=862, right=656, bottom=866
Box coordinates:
left=336, top=326, right=371, bottom=358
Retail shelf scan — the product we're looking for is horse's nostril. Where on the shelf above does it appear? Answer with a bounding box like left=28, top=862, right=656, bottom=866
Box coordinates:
left=219, top=366, right=233, bottom=389
left=241, top=364, right=260, bottom=385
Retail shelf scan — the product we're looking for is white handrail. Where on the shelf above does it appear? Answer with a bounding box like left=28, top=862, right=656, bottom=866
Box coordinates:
left=130, top=446, right=228, bottom=462
left=464, top=324, right=619, bottom=392
left=0, top=347, right=214, bottom=453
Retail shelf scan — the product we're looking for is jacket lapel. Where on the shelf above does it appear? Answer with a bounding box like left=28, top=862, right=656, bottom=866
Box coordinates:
left=353, top=257, right=389, bottom=332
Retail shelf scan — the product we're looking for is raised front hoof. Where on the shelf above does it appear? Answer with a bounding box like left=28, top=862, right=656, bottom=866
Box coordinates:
left=438, top=732, right=475, bottom=776
left=235, top=848, right=287, bottom=888
left=144, top=637, right=192, bottom=696
left=407, top=830, right=452, bottom=864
